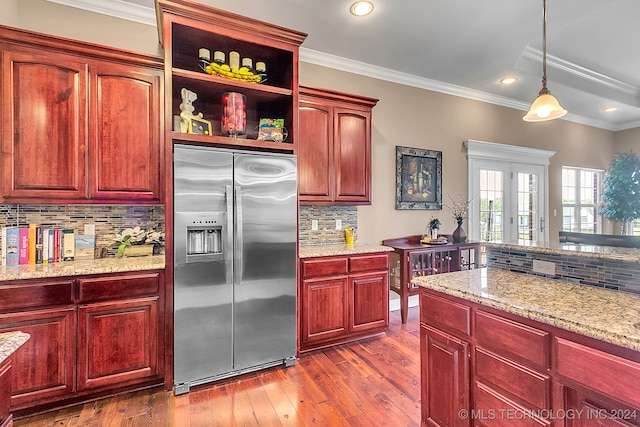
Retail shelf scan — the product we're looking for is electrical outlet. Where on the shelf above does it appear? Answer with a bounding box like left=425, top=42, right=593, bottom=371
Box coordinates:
left=532, top=259, right=555, bottom=275
left=84, top=224, right=96, bottom=235
left=311, top=220, right=318, bottom=231
left=335, top=219, right=342, bottom=230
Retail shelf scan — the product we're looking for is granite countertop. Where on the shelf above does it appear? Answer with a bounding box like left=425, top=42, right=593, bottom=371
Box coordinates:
left=299, top=243, right=394, bottom=258
left=0, top=331, right=30, bottom=364
left=484, top=241, right=640, bottom=264
left=412, top=267, right=640, bottom=352
left=0, top=255, right=165, bottom=282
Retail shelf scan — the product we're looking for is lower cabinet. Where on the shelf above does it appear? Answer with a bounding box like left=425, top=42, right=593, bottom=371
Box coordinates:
left=0, top=271, right=164, bottom=414
left=300, top=252, right=389, bottom=351
left=1, top=356, right=12, bottom=427
left=420, top=289, right=640, bottom=427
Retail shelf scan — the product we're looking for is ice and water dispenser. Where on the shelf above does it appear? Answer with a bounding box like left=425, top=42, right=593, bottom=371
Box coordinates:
left=175, top=212, right=226, bottom=263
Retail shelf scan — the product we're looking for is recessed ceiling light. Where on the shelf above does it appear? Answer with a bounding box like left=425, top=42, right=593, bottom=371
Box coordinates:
left=350, top=1, right=374, bottom=16
left=500, top=77, right=517, bottom=85
left=604, top=106, right=618, bottom=113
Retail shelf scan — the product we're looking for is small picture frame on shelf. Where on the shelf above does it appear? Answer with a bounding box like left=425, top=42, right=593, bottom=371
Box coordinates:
left=188, top=117, right=212, bottom=135
left=257, top=118, right=287, bottom=142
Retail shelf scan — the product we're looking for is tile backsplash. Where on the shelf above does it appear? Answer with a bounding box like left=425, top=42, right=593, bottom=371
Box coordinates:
left=298, top=206, right=357, bottom=246
left=0, top=204, right=165, bottom=256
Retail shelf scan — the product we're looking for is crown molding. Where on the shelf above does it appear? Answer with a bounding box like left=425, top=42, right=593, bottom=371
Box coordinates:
left=47, top=0, right=156, bottom=26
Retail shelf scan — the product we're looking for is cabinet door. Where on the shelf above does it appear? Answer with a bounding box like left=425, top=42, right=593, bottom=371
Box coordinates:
left=333, top=107, right=371, bottom=204
left=0, top=358, right=10, bottom=425
left=77, top=297, right=159, bottom=391
left=89, top=63, right=162, bottom=201
left=301, top=277, right=348, bottom=345
left=0, top=307, right=76, bottom=409
left=298, top=99, right=333, bottom=202
left=2, top=47, right=87, bottom=201
left=421, top=324, right=470, bottom=427
left=349, top=271, right=389, bottom=333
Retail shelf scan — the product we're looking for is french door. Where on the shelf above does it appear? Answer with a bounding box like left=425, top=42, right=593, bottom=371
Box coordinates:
left=466, top=140, right=554, bottom=245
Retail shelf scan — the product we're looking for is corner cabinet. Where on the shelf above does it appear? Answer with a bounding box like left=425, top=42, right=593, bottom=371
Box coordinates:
left=156, top=0, right=306, bottom=153
left=0, top=271, right=164, bottom=415
left=299, top=252, right=389, bottom=352
left=299, top=86, right=378, bottom=205
left=0, top=26, right=163, bottom=204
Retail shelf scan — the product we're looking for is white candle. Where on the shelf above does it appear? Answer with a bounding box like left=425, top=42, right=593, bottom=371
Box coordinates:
left=229, top=51, right=240, bottom=70
left=198, top=48, right=210, bottom=62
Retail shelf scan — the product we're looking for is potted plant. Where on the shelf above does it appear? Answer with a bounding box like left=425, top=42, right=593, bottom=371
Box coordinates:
left=113, top=226, right=165, bottom=257
left=600, top=151, right=640, bottom=235
left=428, top=217, right=441, bottom=239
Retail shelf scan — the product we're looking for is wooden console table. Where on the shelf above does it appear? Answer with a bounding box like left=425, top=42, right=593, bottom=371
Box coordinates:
left=381, top=235, right=481, bottom=324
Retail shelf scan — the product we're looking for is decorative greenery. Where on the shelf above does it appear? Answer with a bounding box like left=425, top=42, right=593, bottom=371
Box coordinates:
left=113, top=226, right=165, bottom=256
left=429, top=217, right=441, bottom=230
left=600, top=151, right=640, bottom=235
left=445, top=193, right=473, bottom=222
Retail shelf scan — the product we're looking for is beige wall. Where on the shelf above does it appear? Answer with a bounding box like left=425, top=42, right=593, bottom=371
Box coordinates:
left=8, top=0, right=631, bottom=244
left=614, top=127, right=640, bottom=155
left=299, top=62, right=616, bottom=243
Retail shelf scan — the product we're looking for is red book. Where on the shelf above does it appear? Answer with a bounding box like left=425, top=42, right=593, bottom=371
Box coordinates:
left=19, top=227, right=29, bottom=265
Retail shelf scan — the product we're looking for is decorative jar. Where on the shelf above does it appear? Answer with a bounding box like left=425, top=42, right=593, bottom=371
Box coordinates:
left=221, top=92, right=247, bottom=138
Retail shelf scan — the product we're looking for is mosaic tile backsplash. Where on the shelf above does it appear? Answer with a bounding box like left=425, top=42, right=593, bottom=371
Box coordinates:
left=486, top=247, right=640, bottom=295
left=0, top=204, right=165, bottom=256
left=298, top=206, right=357, bottom=246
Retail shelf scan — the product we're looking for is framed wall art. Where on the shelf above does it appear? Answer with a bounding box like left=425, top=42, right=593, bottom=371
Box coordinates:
left=395, top=146, right=442, bottom=210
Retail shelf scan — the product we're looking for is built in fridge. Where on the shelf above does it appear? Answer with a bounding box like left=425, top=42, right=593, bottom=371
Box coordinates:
left=173, top=145, right=297, bottom=394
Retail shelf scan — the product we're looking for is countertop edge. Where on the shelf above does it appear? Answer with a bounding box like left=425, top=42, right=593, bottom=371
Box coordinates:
left=299, top=243, right=394, bottom=258
left=0, top=331, right=30, bottom=364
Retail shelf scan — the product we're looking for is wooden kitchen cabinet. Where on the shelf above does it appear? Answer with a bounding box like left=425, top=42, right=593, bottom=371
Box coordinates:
left=0, top=26, right=163, bottom=204
left=299, top=86, right=378, bottom=205
left=157, top=0, right=305, bottom=152
left=300, top=252, right=389, bottom=351
left=0, top=356, right=10, bottom=427
left=419, top=288, right=640, bottom=427
left=0, top=270, right=164, bottom=415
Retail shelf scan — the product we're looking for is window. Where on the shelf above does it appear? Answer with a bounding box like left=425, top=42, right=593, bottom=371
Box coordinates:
left=634, top=219, right=640, bottom=236
left=561, top=167, right=603, bottom=233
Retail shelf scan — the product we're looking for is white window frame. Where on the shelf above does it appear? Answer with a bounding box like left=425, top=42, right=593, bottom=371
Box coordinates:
left=465, top=140, right=555, bottom=244
left=561, top=166, right=603, bottom=234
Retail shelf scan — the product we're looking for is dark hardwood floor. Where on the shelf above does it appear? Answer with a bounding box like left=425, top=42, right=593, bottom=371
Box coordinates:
left=14, top=307, right=421, bottom=427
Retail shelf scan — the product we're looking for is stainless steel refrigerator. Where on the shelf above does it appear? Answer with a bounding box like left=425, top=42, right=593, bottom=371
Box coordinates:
left=173, top=144, right=297, bottom=395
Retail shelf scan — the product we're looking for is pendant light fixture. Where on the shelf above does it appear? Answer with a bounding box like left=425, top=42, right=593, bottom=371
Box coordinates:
left=523, top=0, right=567, bottom=122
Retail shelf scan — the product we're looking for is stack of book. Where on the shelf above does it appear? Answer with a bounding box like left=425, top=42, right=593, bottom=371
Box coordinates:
left=0, top=225, right=94, bottom=266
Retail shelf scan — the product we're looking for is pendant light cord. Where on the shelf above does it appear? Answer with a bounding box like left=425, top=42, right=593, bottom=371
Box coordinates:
left=540, top=0, right=549, bottom=95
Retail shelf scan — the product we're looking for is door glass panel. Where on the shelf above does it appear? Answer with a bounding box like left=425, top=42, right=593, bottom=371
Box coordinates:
left=479, top=169, right=503, bottom=241
left=517, top=172, right=538, bottom=243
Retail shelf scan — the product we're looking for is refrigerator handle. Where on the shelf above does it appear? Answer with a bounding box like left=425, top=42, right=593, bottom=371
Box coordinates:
left=235, top=185, right=243, bottom=284
left=225, top=185, right=233, bottom=285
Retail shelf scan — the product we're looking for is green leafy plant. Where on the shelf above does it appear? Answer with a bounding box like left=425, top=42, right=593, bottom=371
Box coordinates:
left=428, top=217, right=441, bottom=230
left=600, top=151, right=640, bottom=235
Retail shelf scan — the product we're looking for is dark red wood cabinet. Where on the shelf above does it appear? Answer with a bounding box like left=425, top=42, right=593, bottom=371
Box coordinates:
left=0, top=271, right=164, bottom=415
left=0, top=26, right=163, bottom=204
left=298, top=86, right=378, bottom=205
left=300, top=252, right=389, bottom=351
left=419, top=289, right=640, bottom=427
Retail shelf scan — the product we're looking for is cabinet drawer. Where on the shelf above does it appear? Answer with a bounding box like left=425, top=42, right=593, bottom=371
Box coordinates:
left=475, top=347, right=550, bottom=410
left=77, top=273, right=160, bottom=303
left=475, top=311, right=549, bottom=370
left=302, top=258, right=348, bottom=278
left=556, top=338, right=640, bottom=409
left=349, top=253, right=389, bottom=273
left=0, top=281, right=74, bottom=312
left=420, top=292, right=471, bottom=337
left=475, top=382, right=550, bottom=427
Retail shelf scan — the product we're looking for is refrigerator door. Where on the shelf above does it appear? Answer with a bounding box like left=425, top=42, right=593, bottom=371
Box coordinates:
left=173, top=146, right=234, bottom=389
left=233, top=153, right=297, bottom=370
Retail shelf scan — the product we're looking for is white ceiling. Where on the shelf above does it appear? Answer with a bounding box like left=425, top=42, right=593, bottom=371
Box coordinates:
left=48, top=0, right=640, bottom=131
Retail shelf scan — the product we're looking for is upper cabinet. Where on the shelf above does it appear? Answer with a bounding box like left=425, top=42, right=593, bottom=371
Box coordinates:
left=0, top=26, right=164, bottom=204
left=155, top=0, right=306, bottom=153
left=299, top=86, right=378, bottom=205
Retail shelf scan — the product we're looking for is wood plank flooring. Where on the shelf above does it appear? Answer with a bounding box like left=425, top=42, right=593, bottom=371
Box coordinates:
left=14, top=307, right=421, bottom=427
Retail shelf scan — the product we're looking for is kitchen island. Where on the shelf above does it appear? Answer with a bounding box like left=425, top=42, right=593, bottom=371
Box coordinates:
left=413, top=268, right=640, bottom=427
left=1, top=331, right=30, bottom=426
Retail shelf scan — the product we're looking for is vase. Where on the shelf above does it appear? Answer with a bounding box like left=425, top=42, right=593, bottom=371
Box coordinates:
left=123, top=244, right=154, bottom=257
left=452, top=219, right=467, bottom=243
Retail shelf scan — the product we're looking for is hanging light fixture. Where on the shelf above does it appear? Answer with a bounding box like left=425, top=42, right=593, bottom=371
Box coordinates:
left=523, top=0, right=567, bottom=122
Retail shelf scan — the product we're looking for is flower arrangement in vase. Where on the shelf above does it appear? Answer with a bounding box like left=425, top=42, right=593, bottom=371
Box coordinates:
left=113, top=226, right=165, bottom=257
left=445, top=194, right=473, bottom=243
